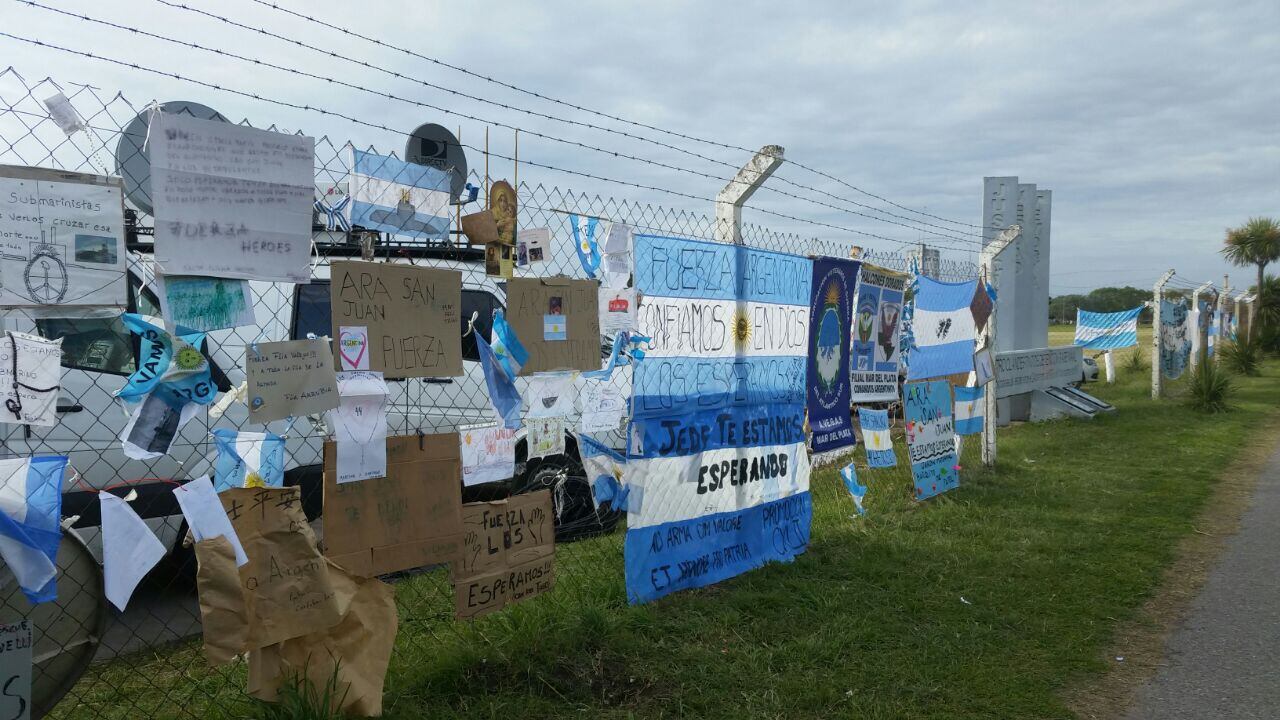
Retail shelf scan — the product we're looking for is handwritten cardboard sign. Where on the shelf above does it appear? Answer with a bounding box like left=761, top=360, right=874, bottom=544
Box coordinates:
left=322, top=433, right=464, bottom=577
left=329, top=261, right=462, bottom=378
left=220, top=487, right=343, bottom=650
left=0, top=620, right=31, bottom=720
left=505, top=276, right=600, bottom=374
left=246, top=338, right=339, bottom=423
left=453, top=490, right=556, bottom=619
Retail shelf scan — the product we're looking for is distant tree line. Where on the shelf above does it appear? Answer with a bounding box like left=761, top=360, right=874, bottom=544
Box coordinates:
left=1049, top=286, right=1155, bottom=324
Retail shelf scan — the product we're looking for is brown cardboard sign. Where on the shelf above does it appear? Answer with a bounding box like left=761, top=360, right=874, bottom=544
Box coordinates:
left=453, top=490, right=556, bottom=619
left=220, top=487, right=343, bottom=650
left=245, top=338, right=339, bottom=423
left=505, top=276, right=601, bottom=374
left=461, top=209, right=499, bottom=246
left=329, top=261, right=463, bottom=378
left=322, top=433, right=464, bottom=577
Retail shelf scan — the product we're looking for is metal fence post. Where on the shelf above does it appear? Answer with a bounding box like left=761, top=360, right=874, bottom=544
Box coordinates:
left=979, top=224, right=1021, bottom=467
left=715, top=145, right=784, bottom=245
left=1151, top=269, right=1175, bottom=399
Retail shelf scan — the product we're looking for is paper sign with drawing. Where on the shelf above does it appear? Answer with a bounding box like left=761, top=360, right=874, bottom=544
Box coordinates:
left=0, top=331, right=62, bottom=427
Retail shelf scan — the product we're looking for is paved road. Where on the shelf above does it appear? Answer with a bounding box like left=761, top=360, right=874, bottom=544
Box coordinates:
left=1125, top=443, right=1280, bottom=720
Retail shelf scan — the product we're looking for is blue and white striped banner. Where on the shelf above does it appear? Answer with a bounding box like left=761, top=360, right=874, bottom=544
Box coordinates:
left=0, top=456, right=66, bottom=604
left=348, top=149, right=451, bottom=241
left=953, top=385, right=984, bottom=436
left=905, top=277, right=978, bottom=380
left=1074, top=306, right=1142, bottom=350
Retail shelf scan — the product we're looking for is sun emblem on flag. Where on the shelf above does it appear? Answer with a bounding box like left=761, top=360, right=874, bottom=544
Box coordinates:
left=733, top=310, right=752, bottom=350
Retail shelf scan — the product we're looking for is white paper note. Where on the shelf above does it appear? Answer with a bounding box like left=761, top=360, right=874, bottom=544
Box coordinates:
left=527, top=417, right=566, bottom=459
left=0, top=331, right=62, bottom=427
left=100, top=492, right=167, bottom=612
left=0, top=620, right=31, bottom=720
left=460, top=425, right=515, bottom=486
left=598, top=287, right=637, bottom=335
left=579, top=380, right=626, bottom=433
left=327, top=371, right=389, bottom=483
left=172, top=475, right=247, bottom=566
left=149, top=112, right=315, bottom=283
left=43, top=92, right=84, bottom=134
left=524, top=372, right=577, bottom=418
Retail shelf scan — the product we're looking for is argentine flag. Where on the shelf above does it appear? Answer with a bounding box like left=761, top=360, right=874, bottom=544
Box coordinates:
left=839, top=462, right=867, bottom=515
left=476, top=332, right=523, bottom=430
left=490, top=310, right=529, bottom=379
left=0, top=456, right=67, bottom=604
left=569, top=213, right=602, bottom=277
left=349, top=149, right=451, bottom=242
left=954, top=385, right=984, bottom=436
left=117, top=314, right=216, bottom=408
left=1075, top=307, right=1142, bottom=350
left=906, top=277, right=978, bottom=381
left=581, top=434, right=631, bottom=511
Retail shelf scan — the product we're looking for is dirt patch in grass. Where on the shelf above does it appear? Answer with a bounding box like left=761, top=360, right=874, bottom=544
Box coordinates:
left=1062, top=417, right=1280, bottom=719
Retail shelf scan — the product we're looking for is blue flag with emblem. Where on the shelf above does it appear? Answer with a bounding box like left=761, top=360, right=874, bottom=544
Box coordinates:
left=569, top=213, right=602, bottom=277
left=476, top=331, right=523, bottom=430
left=490, top=310, right=528, bottom=379
left=839, top=461, right=867, bottom=515
left=905, top=277, right=979, bottom=380
left=348, top=149, right=451, bottom=241
left=953, top=385, right=984, bottom=436
left=0, top=455, right=67, bottom=604
left=116, top=314, right=216, bottom=409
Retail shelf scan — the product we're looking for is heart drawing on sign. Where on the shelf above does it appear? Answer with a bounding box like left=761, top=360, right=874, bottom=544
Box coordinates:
left=339, top=330, right=367, bottom=369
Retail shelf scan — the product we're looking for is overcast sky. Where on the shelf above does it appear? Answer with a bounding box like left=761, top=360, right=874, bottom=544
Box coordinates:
left=3, top=0, right=1277, bottom=294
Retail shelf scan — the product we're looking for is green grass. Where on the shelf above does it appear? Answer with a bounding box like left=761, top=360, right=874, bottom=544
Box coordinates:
left=52, top=358, right=1280, bottom=720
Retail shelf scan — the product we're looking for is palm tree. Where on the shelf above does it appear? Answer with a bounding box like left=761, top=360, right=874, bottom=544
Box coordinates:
left=1222, top=217, right=1280, bottom=340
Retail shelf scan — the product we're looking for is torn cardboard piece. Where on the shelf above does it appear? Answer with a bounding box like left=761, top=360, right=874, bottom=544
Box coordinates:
left=322, top=433, right=464, bottom=577
left=453, top=490, right=556, bottom=619
left=505, top=276, right=600, bottom=374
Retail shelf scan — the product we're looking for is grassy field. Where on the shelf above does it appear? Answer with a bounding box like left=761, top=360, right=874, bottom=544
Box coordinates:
left=55, top=346, right=1279, bottom=720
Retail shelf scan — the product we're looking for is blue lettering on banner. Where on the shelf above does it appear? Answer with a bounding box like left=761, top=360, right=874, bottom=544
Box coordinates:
left=624, top=492, right=812, bottom=605
left=632, top=356, right=806, bottom=419
left=633, top=235, right=812, bottom=306
left=631, top=404, right=806, bottom=459
left=903, top=380, right=958, bottom=499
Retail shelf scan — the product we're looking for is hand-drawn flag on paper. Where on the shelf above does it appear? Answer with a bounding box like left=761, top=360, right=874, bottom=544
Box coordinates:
left=904, top=380, right=958, bottom=500
left=1074, top=306, right=1142, bottom=350
left=490, top=310, right=528, bottom=379
left=839, top=462, right=867, bottom=515
left=0, top=456, right=67, bottom=604
left=1160, top=298, right=1192, bottom=380
left=953, top=385, right=984, bottom=436
left=626, top=234, right=813, bottom=605
left=116, top=314, right=216, bottom=408
left=807, top=258, right=859, bottom=453
left=857, top=407, right=897, bottom=468
left=569, top=213, right=602, bottom=278
left=212, top=429, right=286, bottom=492
left=905, top=277, right=978, bottom=381
left=850, top=265, right=907, bottom=402
left=348, top=149, right=451, bottom=242
left=476, top=332, right=523, bottom=430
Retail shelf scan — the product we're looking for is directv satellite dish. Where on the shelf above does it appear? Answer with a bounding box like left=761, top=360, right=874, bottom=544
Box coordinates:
left=406, top=123, right=468, bottom=203
left=114, top=101, right=228, bottom=216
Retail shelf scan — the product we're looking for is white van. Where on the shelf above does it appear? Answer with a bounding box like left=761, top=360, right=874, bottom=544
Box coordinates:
left=0, top=235, right=616, bottom=569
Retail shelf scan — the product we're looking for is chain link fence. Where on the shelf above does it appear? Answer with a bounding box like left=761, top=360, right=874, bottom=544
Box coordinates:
left=0, top=69, right=986, bottom=719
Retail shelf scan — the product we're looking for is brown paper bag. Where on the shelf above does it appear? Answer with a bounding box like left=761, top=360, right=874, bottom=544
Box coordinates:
left=194, top=536, right=248, bottom=666
left=249, top=560, right=398, bottom=717
left=221, top=487, right=343, bottom=650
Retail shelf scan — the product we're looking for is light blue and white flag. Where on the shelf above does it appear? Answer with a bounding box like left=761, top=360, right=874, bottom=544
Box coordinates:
left=212, top=429, right=286, bottom=491
left=313, top=195, right=351, bottom=232
left=954, top=385, right=984, bottom=436
left=839, top=462, right=867, bottom=515
left=569, top=213, right=602, bottom=277
left=116, top=314, right=216, bottom=408
left=490, top=310, right=529, bottom=379
left=1074, top=306, right=1142, bottom=350
left=0, top=456, right=67, bottom=604
left=905, top=277, right=978, bottom=380
left=857, top=407, right=897, bottom=468
left=348, top=149, right=451, bottom=242
left=581, top=434, right=632, bottom=511
left=476, top=332, right=523, bottom=430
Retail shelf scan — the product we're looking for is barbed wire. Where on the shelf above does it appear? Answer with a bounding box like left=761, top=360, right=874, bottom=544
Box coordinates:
left=0, top=29, right=987, bottom=253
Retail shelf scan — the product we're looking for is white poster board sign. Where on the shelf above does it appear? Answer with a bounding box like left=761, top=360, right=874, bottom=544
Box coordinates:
left=993, top=346, right=1083, bottom=399
left=149, top=113, right=314, bottom=282
left=0, top=620, right=31, bottom=720
left=0, top=165, right=126, bottom=314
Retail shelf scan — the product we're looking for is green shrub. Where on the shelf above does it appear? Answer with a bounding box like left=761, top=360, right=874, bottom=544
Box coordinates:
left=1122, top=347, right=1147, bottom=372
left=1220, top=337, right=1262, bottom=376
left=255, top=666, right=349, bottom=720
left=1186, top=360, right=1234, bottom=413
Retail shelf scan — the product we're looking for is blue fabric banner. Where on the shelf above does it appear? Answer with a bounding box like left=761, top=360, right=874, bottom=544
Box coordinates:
left=1160, top=298, right=1191, bottom=380
left=903, top=380, right=958, bottom=500
left=1075, top=306, right=1142, bottom=350
left=806, top=258, right=859, bottom=452
left=624, top=492, right=811, bottom=605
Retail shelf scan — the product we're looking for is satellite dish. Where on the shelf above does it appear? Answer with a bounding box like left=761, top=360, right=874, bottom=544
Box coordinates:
left=114, top=101, right=228, bottom=216
left=405, top=123, right=468, bottom=203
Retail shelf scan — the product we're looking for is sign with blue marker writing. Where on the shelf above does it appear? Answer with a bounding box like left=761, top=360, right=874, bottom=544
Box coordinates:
left=857, top=407, right=897, bottom=468
left=851, top=265, right=907, bottom=402
left=806, top=258, right=859, bottom=452
left=626, top=234, right=812, bottom=604
left=903, top=380, right=958, bottom=500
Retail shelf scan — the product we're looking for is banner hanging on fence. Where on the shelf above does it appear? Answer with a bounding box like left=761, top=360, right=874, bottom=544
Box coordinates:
left=905, top=277, right=978, bottom=381
left=626, top=234, right=813, bottom=605
left=904, top=380, right=958, bottom=500
left=857, top=407, right=897, bottom=468
left=1160, top=298, right=1192, bottom=380
left=953, top=385, right=984, bottom=436
left=1074, top=306, right=1142, bottom=350
left=851, top=265, right=906, bottom=402
left=348, top=149, right=452, bottom=242
left=806, top=258, right=859, bottom=452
